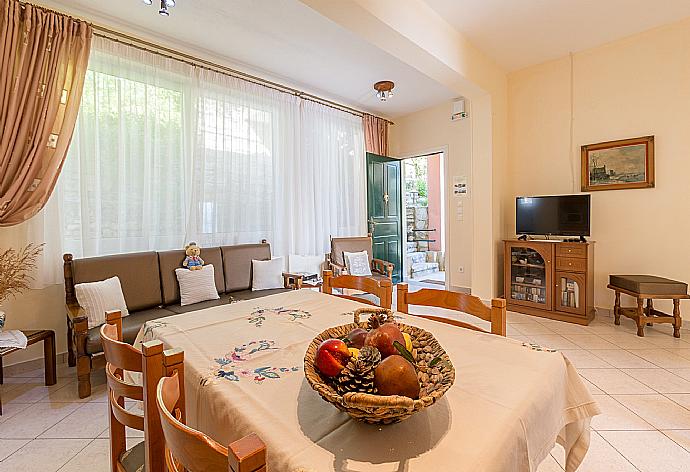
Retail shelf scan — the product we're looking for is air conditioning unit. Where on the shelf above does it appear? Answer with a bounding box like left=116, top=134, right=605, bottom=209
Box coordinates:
left=451, top=98, right=468, bottom=121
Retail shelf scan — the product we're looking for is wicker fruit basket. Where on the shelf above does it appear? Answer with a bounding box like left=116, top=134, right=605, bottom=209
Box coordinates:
left=304, top=307, right=455, bottom=424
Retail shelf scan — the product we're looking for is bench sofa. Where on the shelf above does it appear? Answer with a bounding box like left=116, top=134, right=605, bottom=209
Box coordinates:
left=64, top=241, right=293, bottom=398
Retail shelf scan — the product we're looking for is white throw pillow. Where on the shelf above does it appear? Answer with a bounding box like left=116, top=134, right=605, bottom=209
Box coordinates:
left=288, top=254, right=323, bottom=275
left=175, top=264, right=220, bottom=306
left=344, top=251, right=372, bottom=276
left=75, top=276, right=129, bottom=329
left=252, top=257, right=284, bottom=291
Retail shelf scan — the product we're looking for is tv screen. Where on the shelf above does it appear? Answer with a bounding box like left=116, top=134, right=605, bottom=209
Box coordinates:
left=516, top=195, right=591, bottom=236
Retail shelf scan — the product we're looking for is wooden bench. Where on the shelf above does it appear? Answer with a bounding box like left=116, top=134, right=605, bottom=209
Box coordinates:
left=608, top=275, right=689, bottom=337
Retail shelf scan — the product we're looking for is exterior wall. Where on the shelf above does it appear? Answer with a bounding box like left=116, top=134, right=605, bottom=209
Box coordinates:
left=427, top=153, right=442, bottom=252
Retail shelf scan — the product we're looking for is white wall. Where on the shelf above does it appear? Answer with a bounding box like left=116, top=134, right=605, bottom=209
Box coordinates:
left=507, top=18, right=690, bottom=313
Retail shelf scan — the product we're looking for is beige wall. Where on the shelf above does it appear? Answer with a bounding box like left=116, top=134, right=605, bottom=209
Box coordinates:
left=507, top=18, right=690, bottom=313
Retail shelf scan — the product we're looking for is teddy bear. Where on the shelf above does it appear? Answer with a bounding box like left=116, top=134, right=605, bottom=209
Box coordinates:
left=183, top=242, right=204, bottom=270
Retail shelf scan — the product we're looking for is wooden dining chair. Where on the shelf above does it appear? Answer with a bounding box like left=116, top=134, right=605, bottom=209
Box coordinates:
left=396, top=284, right=507, bottom=336
left=100, top=310, right=178, bottom=472
left=156, top=369, right=267, bottom=472
left=322, top=269, right=392, bottom=309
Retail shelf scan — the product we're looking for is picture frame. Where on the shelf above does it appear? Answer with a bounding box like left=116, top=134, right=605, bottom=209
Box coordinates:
left=581, top=136, right=654, bottom=191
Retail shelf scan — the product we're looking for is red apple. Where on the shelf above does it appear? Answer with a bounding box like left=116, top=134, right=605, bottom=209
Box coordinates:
left=346, top=328, right=368, bottom=349
left=315, top=339, right=351, bottom=377
left=364, top=323, right=405, bottom=358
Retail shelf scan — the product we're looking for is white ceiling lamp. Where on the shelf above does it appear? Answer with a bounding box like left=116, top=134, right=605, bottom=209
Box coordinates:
left=142, top=0, right=177, bottom=16
left=374, top=81, right=394, bottom=102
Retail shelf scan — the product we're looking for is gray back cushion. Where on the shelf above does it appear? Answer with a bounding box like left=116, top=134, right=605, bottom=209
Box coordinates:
left=72, top=252, right=162, bottom=312
left=158, top=247, right=225, bottom=305
left=330, top=237, right=373, bottom=266
left=221, top=243, right=271, bottom=292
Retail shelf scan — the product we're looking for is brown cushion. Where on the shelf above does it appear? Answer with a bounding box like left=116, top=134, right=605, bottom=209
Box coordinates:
left=158, top=247, right=224, bottom=305
left=230, top=288, right=291, bottom=301
left=72, top=252, right=162, bottom=311
left=610, top=275, right=688, bottom=295
left=330, top=237, right=373, bottom=267
left=85, top=308, right=175, bottom=355
left=119, top=440, right=145, bottom=472
left=221, top=243, right=271, bottom=292
left=166, top=293, right=236, bottom=314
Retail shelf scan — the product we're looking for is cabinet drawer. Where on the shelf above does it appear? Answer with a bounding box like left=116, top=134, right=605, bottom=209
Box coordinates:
left=556, top=244, right=587, bottom=259
left=556, top=256, right=586, bottom=273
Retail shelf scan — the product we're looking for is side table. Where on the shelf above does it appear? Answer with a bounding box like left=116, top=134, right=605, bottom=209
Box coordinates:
left=0, top=330, right=57, bottom=415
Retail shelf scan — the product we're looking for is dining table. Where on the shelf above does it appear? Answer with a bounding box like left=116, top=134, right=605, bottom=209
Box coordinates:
left=134, top=289, right=600, bottom=472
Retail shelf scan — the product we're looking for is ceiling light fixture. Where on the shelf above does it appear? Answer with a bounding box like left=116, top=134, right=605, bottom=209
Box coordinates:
left=374, top=81, right=395, bottom=102
left=142, top=0, right=177, bottom=16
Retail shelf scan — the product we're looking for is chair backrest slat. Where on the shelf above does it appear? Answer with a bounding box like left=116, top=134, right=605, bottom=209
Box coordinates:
left=397, top=284, right=507, bottom=336
left=322, top=270, right=392, bottom=309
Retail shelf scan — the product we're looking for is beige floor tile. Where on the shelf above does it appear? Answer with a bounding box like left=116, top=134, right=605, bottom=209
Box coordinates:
left=536, top=453, right=564, bottom=471
left=560, top=350, right=612, bottom=369
left=585, top=322, right=620, bottom=335
left=663, top=430, right=690, bottom=453
left=0, top=439, right=30, bottom=461
left=591, top=395, right=655, bottom=431
left=627, top=350, right=690, bottom=369
left=552, top=431, right=638, bottom=471
left=0, top=402, right=80, bottom=439
left=579, top=369, right=655, bottom=395
left=665, top=348, right=690, bottom=361
left=623, top=369, right=690, bottom=394
left=510, top=322, right=556, bottom=335
left=600, top=430, right=690, bottom=472
left=581, top=378, right=605, bottom=395
left=57, top=439, right=110, bottom=472
left=666, top=394, right=690, bottom=410
left=541, top=321, right=590, bottom=335
left=611, top=394, right=690, bottom=430
left=640, top=333, right=690, bottom=349
left=607, top=334, right=658, bottom=350
left=0, top=378, right=73, bottom=405
left=590, top=350, right=657, bottom=369
left=40, top=403, right=109, bottom=439
left=0, top=438, right=90, bottom=472
left=564, top=334, right=618, bottom=350
left=0, top=402, right=32, bottom=424
left=529, top=334, right=579, bottom=350
left=668, top=369, right=690, bottom=382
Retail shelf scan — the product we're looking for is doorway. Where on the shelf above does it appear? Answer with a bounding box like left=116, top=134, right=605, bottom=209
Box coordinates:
left=402, top=153, right=446, bottom=286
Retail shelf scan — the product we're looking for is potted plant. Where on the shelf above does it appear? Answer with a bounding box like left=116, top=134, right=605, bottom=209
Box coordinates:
left=0, top=244, right=43, bottom=331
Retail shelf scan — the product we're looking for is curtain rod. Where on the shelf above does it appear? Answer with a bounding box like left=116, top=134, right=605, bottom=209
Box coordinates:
left=17, top=0, right=393, bottom=124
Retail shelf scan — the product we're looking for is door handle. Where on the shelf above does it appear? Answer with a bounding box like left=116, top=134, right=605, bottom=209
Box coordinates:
left=383, top=194, right=390, bottom=203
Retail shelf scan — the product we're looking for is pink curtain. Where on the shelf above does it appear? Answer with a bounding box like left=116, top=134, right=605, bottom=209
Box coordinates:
left=0, top=0, right=92, bottom=226
left=363, top=113, right=388, bottom=156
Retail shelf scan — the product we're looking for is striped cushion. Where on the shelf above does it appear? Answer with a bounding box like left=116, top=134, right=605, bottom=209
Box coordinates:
left=75, top=276, right=129, bottom=329
left=119, top=440, right=145, bottom=472
left=175, top=264, right=220, bottom=306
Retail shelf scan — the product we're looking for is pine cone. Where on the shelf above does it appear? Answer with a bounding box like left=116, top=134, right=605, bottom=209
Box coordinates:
left=367, top=312, right=388, bottom=330
left=333, top=346, right=382, bottom=395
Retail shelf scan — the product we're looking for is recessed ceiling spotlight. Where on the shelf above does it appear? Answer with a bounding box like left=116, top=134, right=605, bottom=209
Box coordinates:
left=374, top=81, right=395, bottom=102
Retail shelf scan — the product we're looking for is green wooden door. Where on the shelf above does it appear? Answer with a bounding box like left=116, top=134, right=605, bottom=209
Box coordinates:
left=366, top=153, right=402, bottom=283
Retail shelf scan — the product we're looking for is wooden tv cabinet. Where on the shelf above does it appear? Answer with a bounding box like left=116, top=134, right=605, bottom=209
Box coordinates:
left=504, top=239, right=595, bottom=325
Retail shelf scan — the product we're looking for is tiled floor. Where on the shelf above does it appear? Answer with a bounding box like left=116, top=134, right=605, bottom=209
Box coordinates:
left=2, top=310, right=690, bottom=471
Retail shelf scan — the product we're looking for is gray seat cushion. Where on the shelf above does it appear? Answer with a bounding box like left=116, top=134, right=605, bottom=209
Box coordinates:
left=230, top=288, right=292, bottom=301
left=72, top=251, right=162, bottom=311
left=85, top=308, right=176, bottom=355
left=158, top=247, right=225, bottom=305
left=119, top=440, right=145, bottom=472
left=610, top=275, right=688, bottom=295
left=166, top=293, right=236, bottom=314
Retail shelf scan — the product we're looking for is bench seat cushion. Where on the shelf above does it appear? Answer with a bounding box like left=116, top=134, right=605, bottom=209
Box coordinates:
left=85, top=307, right=176, bottom=355
left=166, top=293, right=235, bottom=314
left=610, top=275, right=688, bottom=296
left=230, top=288, right=292, bottom=301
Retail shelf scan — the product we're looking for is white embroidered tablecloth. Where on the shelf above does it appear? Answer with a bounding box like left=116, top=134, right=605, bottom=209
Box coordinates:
left=134, top=290, right=599, bottom=472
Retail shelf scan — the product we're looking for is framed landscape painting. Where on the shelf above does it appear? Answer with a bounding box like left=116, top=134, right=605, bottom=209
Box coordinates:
left=581, top=136, right=654, bottom=191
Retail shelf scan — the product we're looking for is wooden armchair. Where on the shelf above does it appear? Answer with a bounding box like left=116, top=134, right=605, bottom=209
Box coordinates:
left=157, top=370, right=267, bottom=472
left=326, top=235, right=393, bottom=280
left=396, top=284, right=507, bottom=336
left=322, top=270, right=392, bottom=309
left=100, top=310, right=181, bottom=472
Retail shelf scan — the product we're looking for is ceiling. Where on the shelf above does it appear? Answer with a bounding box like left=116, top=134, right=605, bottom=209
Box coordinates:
left=38, top=0, right=456, bottom=118
left=424, top=0, right=690, bottom=71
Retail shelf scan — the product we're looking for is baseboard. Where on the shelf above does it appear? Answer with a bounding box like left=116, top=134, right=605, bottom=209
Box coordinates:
left=3, top=351, right=68, bottom=377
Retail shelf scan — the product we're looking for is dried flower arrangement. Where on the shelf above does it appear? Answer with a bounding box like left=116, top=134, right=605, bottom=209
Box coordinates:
left=0, top=244, right=44, bottom=305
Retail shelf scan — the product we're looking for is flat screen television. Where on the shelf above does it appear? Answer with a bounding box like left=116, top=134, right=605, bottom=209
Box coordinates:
left=516, top=195, right=591, bottom=237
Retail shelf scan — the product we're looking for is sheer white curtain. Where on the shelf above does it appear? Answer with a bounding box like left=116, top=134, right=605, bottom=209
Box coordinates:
left=30, top=36, right=366, bottom=282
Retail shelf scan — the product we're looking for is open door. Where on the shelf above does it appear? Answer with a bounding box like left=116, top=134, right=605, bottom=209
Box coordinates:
left=366, top=153, right=402, bottom=283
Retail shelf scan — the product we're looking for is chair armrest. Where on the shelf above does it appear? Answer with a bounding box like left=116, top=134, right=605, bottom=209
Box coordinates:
left=282, top=272, right=304, bottom=289
left=66, top=303, right=87, bottom=325
left=329, top=260, right=347, bottom=276
left=371, top=259, right=394, bottom=279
